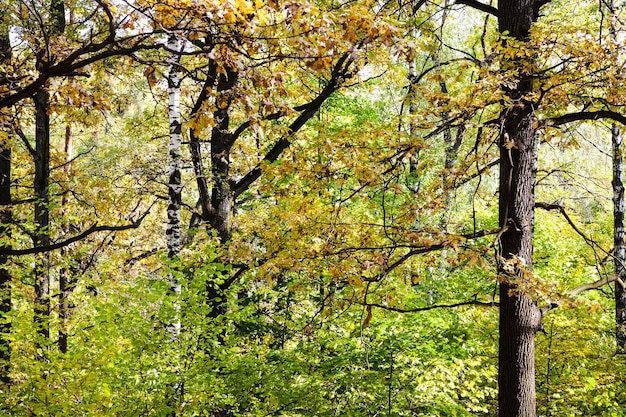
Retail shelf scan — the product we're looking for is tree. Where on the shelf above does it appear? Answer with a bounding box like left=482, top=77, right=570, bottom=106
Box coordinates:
left=495, top=1, right=544, bottom=415
left=606, top=0, right=626, bottom=353
left=2, top=0, right=626, bottom=415
left=31, top=0, right=67, bottom=343
left=0, top=12, right=11, bottom=385
left=165, top=31, right=183, bottom=414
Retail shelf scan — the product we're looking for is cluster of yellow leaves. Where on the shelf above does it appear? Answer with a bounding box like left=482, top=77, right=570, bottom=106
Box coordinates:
left=145, top=0, right=270, bottom=29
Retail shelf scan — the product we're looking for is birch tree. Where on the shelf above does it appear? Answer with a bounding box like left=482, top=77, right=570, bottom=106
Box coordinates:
left=166, top=32, right=182, bottom=343
left=606, top=0, right=626, bottom=353
left=165, top=31, right=183, bottom=415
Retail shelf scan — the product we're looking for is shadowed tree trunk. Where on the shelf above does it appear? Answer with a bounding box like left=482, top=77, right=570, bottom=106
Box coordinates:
left=0, top=22, right=11, bottom=385
left=0, top=142, right=10, bottom=385
left=32, top=0, right=66, bottom=347
left=497, top=1, right=542, bottom=416
left=33, top=86, right=51, bottom=342
left=58, top=124, right=72, bottom=353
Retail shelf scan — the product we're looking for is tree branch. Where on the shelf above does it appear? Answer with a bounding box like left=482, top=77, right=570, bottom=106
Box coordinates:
left=544, top=110, right=626, bottom=127
left=0, top=206, right=153, bottom=256
left=232, top=54, right=352, bottom=198
left=0, top=36, right=162, bottom=110
left=568, top=274, right=625, bottom=298
left=454, top=0, right=499, bottom=17
left=359, top=298, right=498, bottom=313
left=365, top=228, right=500, bottom=282
left=535, top=201, right=610, bottom=257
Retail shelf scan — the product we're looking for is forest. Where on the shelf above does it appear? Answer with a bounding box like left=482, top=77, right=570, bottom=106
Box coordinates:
left=1, top=0, right=626, bottom=416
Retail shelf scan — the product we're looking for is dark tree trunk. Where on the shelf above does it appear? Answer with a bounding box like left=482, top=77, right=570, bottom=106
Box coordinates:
left=33, top=87, right=51, bottom=342
left=613, top=124, right=626, bottom=351
left=33, top=0, right=66, bottom=347
left=0, top=137, right=11, bottom=385
left=497, top=110, right=542, bottom=417
left=497, top=1, right=542, bottom=416
left=58, top=124, right=72, bottom=353
left=0, top=24, right=11, bottom=385
left=209, top=68, right=238, bottom=245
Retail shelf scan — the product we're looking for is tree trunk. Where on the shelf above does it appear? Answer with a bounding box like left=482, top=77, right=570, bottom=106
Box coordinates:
left=613, top=124, right=626, bottom=351
left=33, top=87, right=51, bottom=342
left=497, top=1, right=542, bottom=416
left=440, top=79, right=464, bottom=230
left=166, top=33, right=183, bottom=416
left=209, top=68, right=238, bottom=245
left=407, top=50, right=421, bottom=196
left=603, top=0, right=626, bottom=354
left=166, top=33, right=182, bottom=337
left=0, top=138, right=10, bottom=386
left=33, top=0, right=66, bottom=346
left=0, top=25, right=12, bottom=385
left=58, top=124, right=72, bottom=353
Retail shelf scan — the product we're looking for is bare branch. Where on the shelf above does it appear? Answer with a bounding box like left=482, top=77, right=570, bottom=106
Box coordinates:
left=544, top=110, right=626, bottom=127
left=454, top=0, right=499, bottom=17
left=232, top=54, right=352, bottom=198
left=535, top=201, right=610, bottom=257
left=455, top=158, right=500, bottom=187
left=359, top=298, right=498, bottom=313
left=367, top=228, right=500, bottom=282
left=0, top=205, right=153, bottom=256
left=568, top=275, right=625, bottom=298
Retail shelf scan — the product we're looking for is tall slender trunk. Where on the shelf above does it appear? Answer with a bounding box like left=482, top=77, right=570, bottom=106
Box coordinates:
left=58, top=124, right=72, bottom=353
left=407, top=54, right=421, bottom=196
left=166, top=33, right=183, bottom=416
left=497, top=1, right=542, bottom=416
left=0, top=144, right=10, bottom=385
left=166, top=33, right=182, bottom=336
left=612, top=124, right=626, bottom=351
left=209, top=68, right=238, bottom=245
left=440, top=79, right=464, bottom=230
left=33, top=87, right=51, bottom=342
left=33, top=0, right=66, bottom=347
left=0, top=25, right=12, bottom=385
left=604, top=0, right=626, bottom=354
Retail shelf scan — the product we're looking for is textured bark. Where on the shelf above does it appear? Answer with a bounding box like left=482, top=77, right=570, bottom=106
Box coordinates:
left=33, top=87, right=51, bottom=342
left=50, top=0, right=66, bottom=34
left=497, top=1, right=542, bottom=416
left=0, top=32, right=10, bottom=64
left=0, top=22, right=11, bottom=385
left=166, top=33, right=182, bottom=337
left=407, top=53, right=421, bottom=195
left=613, top=124, right=626, bottom=351
left=33, top=0, right=66, bottom=346
left=441, top=79, right=464, bottom=229
left=209, top=68, right=238, bottom=244
left=0, top=138, right=11, bottom=384
left=165, top=34, right=183, bottom=417
left=498, top=114, right=541, bottom=417
left=605, top=0, right=626, bottom=354
left=58, top=125, right=72, bottom=353
left=188, top=75, right=213, bottom=228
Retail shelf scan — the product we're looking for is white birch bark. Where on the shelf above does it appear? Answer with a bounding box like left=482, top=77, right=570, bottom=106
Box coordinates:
left=613, top=123, right=626, bottom=350
left=606, top=0, right=626, bottom=352
left=166, top=33, right=182, bottom=341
